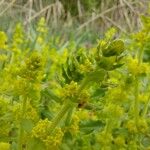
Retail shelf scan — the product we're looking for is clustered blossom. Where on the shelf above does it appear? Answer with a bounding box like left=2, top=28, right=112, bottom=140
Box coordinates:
left=0, top=142, right=10, bottom=150
left=32, top=119, right=64, bottom=149
left=0, top=16, right=150, bottom=150
left=0, top=31, right=7, bottom=49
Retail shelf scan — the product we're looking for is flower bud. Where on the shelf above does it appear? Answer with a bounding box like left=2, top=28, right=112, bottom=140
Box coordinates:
left=102, top=40, right=125, bottom=57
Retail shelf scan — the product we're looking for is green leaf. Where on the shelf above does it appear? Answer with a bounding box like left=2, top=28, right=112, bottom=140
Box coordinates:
left=21, top=119, right=34, bottom=133
left=102, top=40, right=125, bottom=57
left=98, top=56, right=124, bottom=70
left=79, top=69, right=106, bottom=90
left=27, top=138, right=46, bottom=150
left=79, top=120, right=105, bottom=134
left=142, top=137, right=150, bottom=147
left=112, top=128, right=128, bottom=137
left=98, top=56, right=116, bottom=70
left=42, top=89, right=61, bottom=103
left=92, top=88, right=106, bottom=98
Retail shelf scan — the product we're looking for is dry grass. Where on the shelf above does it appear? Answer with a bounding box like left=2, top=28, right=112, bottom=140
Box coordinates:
left=0, top=0, right=149, bottom=33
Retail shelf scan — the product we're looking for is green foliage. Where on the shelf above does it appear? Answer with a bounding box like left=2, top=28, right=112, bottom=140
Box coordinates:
left=0, top=16, right=150, bottom=150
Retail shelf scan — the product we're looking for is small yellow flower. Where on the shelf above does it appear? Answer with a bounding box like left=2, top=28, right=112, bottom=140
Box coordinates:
left=137, top=118, right=149, bottom=133
left=32, top=119, right=63, bottom=149
left=0, top=54, right=7, bottom=61
left=138, top=93, right=149, bottom=103
left=37, top=17, right=47, bottom=33
left=0, top=31, right=7, bottom=49
left=105, top=27, right=116, bottom=40
left=125, top=120, right=137, bottom=134
left=104, top=103, right=124, bottom=118
left=97, top=131, right=113, bottom=146
left=114, top=136, right=125, bottom=146
left=0, top=142, right=10, bottom=150
left=127, top=57, right=150, bottom=75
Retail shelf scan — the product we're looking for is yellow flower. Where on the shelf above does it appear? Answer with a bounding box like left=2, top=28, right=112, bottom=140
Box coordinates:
left=11, top=23, right=24, bottom=53
left=0, top=142, right=10, bottom=150
left=69, top=114, right=80, bottom=135
left=61, top=81, right=78, bottom=101
left=0, top=54, right=7, bottom=61
left=78, top=59, right=94, bottom=73
left=107, top=87, right=127, bottom=103
left=104, top=103, right=124, bottom=118
left=127, top=57, right=150, bottom=75
left=97, top=131, right=113, bottom=146
left=32, top=119, right=64, bottom=149
left=137, top=118, right=149, bottom=133
left=105, top=28, right=116, bottom=40
left=37, top=17, right=47, bottom=33
left=114, top=136, right=125, bottom=146
left=125, top=120, right=137, bottom=134
left=138, top=93, right=149, bottom=103
left=0, top=31, right=7, bottom=49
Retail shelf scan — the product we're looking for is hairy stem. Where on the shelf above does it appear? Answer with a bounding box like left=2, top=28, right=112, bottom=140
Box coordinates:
left=18, top=96, right=27, bottom=150
left=134, top=46, right=144, bottom=127
left=142, top=95, right=150, bottom=117
left=134, top=78, right=139, bottom=125
left=49, top=101, right=73, bottom=134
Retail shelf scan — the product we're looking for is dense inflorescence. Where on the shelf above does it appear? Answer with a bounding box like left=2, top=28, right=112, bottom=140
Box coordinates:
left=0, top=16, right=150, bottom=150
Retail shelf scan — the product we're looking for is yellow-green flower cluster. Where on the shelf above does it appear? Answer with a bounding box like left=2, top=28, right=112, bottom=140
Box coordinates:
left=68, top=114, right=80, bottom=135
left=37, top=17, right=47, bottom=34
left=126, top=117, right=149, bottom=135
left=61, top=81, right=78, bottom=101
left=103, top=103, right=124, bottom=119
left=106, top=87, right=127, bottom=103
left=36, top=17, right=48, bottom=45
left=19, top=52, right=44, bottom=81
left=105, top=28, right=116, bottom=40
left=96, top=131, right=113, bottom=146
left=61, top=81, right=90, bottom=104
left=138, top=93, right=149, bottom=103
left=132, top=30, right=149, bottom=47
left=0, top=142, right=10, bottom=150
left=11, top=23, right=24, bottom=53
left=0, top=31, right=7, bottom=49
left=12, top=101, right=39, bottom=122
left=0, top=97, right=11, bottom=136
left=48, top=48, right=68, bottom=80
left=77, top=89, right=90, bottom=104
left=113, top=136, right=126, bottom=147
left=78, top=59, right=94, bottom=73
left=32, top=119, right=64, bottom=149
left=0, top=97, right=10, bottom=116
left=0, top=54, right=8, bottom=61
left=44, top=128, right=63, bottom=149
left=137, top=118, right=149, bottom=134
left=125, top=120, right=137, bottom=134
left=127, top=57, right=150, bottom=75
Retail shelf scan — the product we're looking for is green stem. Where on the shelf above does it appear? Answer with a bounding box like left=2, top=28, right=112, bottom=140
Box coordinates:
left=65, top=107, right=74, bottom=126
left=142, top=95, right=150, bottom=117
left=104, top=119, right=112, bottom=134
left=138, top=46, right=144, bottom=65
left=18, top=96, right=27, bottom=150
left=134, top=46, right=144, bottom=127
left=49, top=74, right=91, bottom=134
left=134, top=78, right=139, bottom=126
left=49, top=101, right=74, bottom=134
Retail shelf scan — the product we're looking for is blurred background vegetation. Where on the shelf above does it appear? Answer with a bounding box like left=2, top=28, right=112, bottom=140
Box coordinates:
left=0, top=0, right=149, bottom=44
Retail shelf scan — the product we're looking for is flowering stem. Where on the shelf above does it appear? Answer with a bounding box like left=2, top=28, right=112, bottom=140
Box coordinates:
left=142, top=95, right=150, bottom=117
left=18, top=96, right=27, bottom=150
left=134, top=78, right=139, bottom=126
left=134, top=46, right=144, bottom=127
left=49, top=101, right=74, bottom=134
left=65, top=108, right=74, bottom=126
